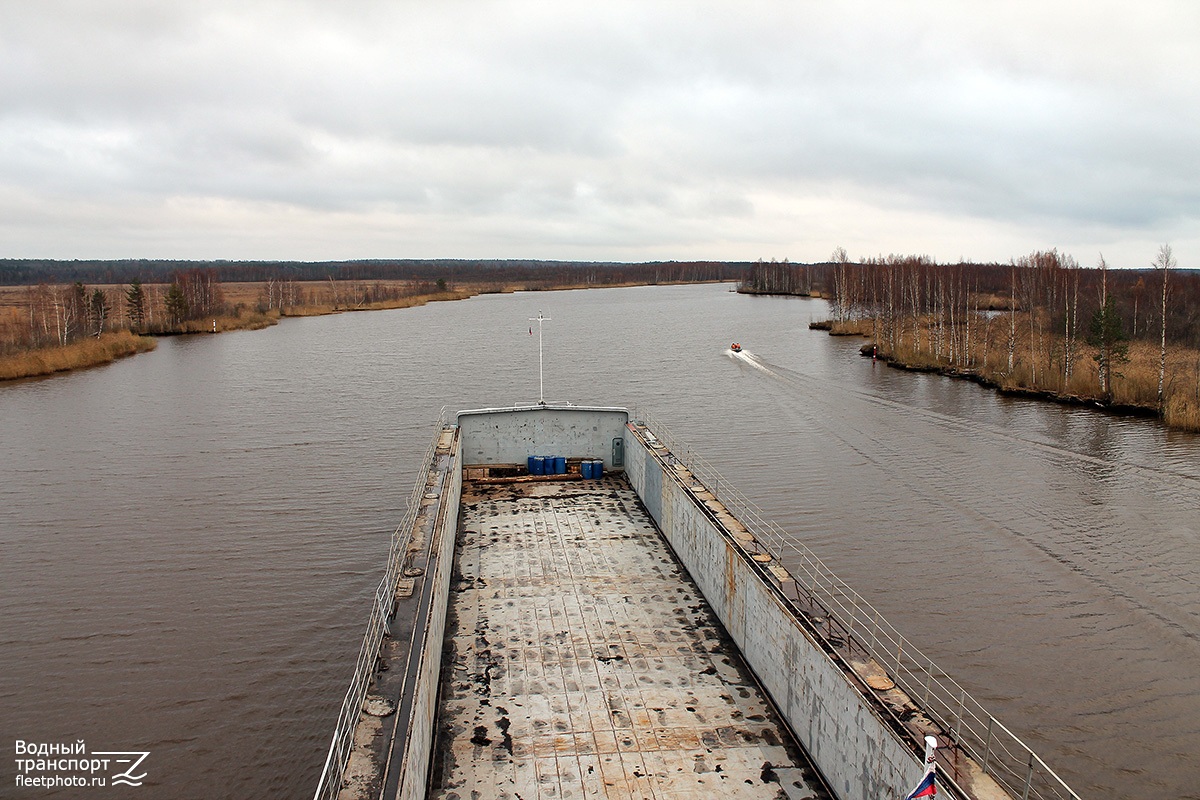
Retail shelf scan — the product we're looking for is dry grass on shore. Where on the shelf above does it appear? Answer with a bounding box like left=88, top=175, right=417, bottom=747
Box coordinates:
left=826, top=319, right=874, bottom=336
left=274, top=288, right=476, bottom=317
left=1165, top=394, right=1200, bottom=431
left=0, top=277, right=695, bottom=384
left=850, top=312, right=1200, bottom=433
left=0, top=330, right=156, bottom=381
left=173, top=311, right=277, bottom=333
left=0, top=283, right=480, bottom=381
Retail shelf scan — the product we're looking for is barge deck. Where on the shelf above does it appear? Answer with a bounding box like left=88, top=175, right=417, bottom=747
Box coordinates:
left=430, top=477, right=830, bottom=799
left=317, top=405, right=1079, bottom=800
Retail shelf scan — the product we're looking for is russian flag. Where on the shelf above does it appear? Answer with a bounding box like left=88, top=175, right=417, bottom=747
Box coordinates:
left=904, top=736, right=938, bottom=799
left=904, top=771, right=935, bottom=799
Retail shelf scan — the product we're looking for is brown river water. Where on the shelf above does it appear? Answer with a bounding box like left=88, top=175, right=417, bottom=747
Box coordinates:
left=1, top=283, right=1198, bottom=798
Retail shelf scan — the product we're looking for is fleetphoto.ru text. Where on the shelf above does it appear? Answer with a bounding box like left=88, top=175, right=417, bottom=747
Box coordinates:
left=14, top=740, right=148, bottom=790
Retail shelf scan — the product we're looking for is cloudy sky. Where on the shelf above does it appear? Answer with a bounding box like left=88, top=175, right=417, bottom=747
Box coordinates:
left=1, top=1, right=1196, bottom=266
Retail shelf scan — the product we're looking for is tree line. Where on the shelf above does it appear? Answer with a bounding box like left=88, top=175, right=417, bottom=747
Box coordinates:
left=739, top=249, right=1199, bottom=360
left=0, top=258, right=748, bottom=288
left=11, top=268, right=228, bottom=352
left=779, top=246, right=1198, bottom=428
left=2, top=261, right=749, bottom=358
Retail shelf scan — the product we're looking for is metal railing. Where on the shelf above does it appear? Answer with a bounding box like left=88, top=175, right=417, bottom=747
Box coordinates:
left=313, top=410, right=449, bottom=800
left=631, top=409, right=1081, bottom=800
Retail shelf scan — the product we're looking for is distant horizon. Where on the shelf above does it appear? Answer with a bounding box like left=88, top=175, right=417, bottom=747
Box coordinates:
left=1, top=253, right=1191, bottom=272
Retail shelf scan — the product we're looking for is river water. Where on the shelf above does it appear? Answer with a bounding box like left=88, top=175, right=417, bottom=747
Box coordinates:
left=1, top=283, right=1197, bottom=799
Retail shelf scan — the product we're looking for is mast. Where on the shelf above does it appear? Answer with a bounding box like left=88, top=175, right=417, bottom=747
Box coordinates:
left=528, top=311, right=551, bottom=405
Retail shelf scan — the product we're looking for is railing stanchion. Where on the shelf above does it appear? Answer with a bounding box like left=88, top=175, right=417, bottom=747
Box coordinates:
left=953, top=688, right=966, bottom=743
left=983, top=716, right=994, bottom=776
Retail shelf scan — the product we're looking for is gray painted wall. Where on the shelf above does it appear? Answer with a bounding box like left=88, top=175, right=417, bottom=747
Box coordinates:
left=397, top=443, right=462, bottom=800
left=457, top=406, right=628, bottom=467
left=623, top=425, right=922, bottom=800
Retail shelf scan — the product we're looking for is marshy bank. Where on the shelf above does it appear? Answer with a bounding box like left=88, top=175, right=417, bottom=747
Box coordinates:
left=0, top=280, right=498, bottom=381
left=738, top=248, right=1200, bottom=434
left=0, top=329, right=158, bottom=381
left=808, top=314, right=1200, bottom=432
left=0, top=266, right=735, bottom=381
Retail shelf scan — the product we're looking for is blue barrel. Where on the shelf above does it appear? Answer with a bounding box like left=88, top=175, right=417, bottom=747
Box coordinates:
left=553, top=456, right=566, bottom=475
left=592, top=459, right=603, bottom=478
left=527, top=455, right=538, bottom=474
left=581, top=459, right=594, bottom=479
left=531, top=456, right=546, bottom=475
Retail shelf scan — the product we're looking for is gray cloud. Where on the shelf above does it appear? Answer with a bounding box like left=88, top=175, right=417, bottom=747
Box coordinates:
left=0, top=0, right=1196, bottom=264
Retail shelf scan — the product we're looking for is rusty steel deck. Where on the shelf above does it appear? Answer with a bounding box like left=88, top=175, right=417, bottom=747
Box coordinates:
left=429, top=476, right=830, bottom=800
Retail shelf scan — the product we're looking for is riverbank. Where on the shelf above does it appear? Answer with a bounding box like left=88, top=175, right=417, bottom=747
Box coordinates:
left=0, top=283, right=475, bottom=381
left=810, top=318, right=1200, bottom=433
left=220, top=282, right=477, bottom=319
left=0, top=330, right=158, bottom=380
left=0, top=279, right=725, bottom=382
left=737, top=286, right=827, bottom=299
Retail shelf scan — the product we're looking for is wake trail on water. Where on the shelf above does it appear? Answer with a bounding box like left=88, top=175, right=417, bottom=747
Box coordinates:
left=726, top=349, right=1200, bottom=641
left=734, top=350, right=1200, bottom=495
left=726, top=348, right=781, bottom=378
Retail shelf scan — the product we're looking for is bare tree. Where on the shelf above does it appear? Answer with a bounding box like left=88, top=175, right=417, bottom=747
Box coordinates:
left=1154, top=244, right=1176, bottom=411
left=832, top=247, right=850, bottom=322
left=1007, top=261, right=1016, bottom=375
left=1064, top=261, right=1080, bottom=383
left=1130, top=276, right=1146, bottom=338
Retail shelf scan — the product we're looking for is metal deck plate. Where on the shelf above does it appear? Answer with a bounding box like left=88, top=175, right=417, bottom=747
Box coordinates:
left=430, top=478, right=828, bottom=800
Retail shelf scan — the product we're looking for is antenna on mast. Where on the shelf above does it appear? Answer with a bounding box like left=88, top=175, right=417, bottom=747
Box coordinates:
left=529, top=311, right=552, bottom=405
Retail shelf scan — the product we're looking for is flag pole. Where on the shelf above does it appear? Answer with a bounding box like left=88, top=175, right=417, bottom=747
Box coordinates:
left=902, top=736, right=938, bottom=799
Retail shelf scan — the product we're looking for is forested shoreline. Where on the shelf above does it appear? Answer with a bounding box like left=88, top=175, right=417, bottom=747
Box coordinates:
left=6, top=251, right=1199, bottom=434
left=0, top=258, right=745, bottom=287
left=740, top=250, right=1200, bottom=431
left=0, top=260, right=744, bottom=380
